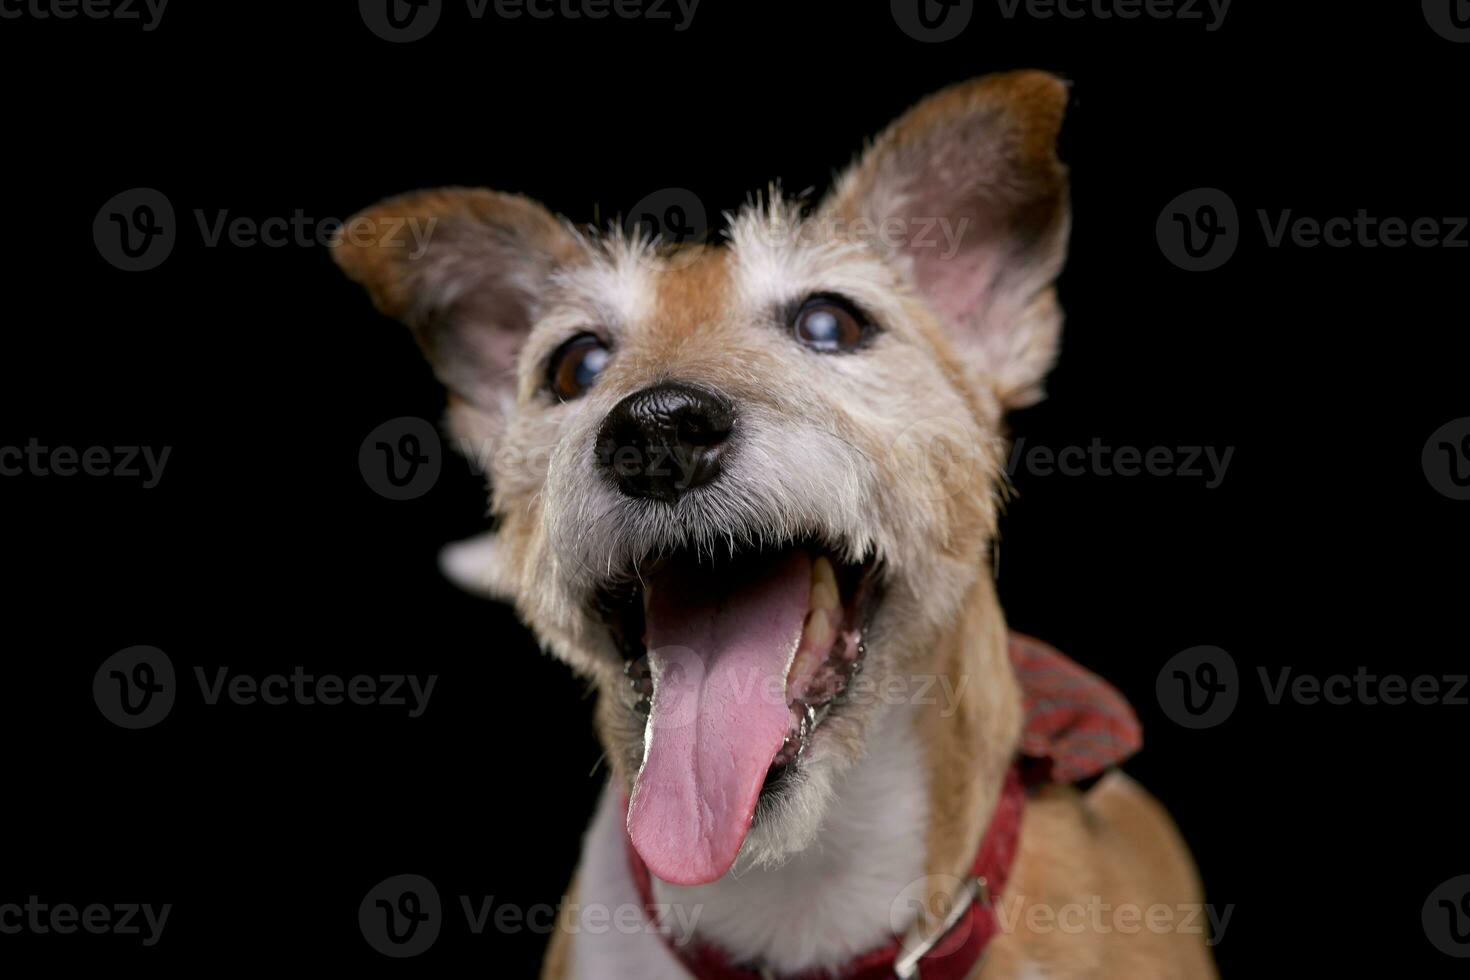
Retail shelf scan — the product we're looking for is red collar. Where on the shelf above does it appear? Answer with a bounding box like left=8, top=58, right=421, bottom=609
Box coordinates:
left=623, top=632, right=1141, bottom=980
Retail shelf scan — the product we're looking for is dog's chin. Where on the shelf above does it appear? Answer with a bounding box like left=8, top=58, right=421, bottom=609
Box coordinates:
left=730, top=691, right=881, bottom=871
left=734, top=748, right=840, bottom=871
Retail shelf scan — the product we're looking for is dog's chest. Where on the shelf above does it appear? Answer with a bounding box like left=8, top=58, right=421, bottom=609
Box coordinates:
left=573, top=703, right=929, bottom=977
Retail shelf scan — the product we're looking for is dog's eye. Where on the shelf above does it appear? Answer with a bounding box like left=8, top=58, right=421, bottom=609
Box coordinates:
left=549, top=333, right=611, bottom=401
left=792, top=296, right=867, bottom=353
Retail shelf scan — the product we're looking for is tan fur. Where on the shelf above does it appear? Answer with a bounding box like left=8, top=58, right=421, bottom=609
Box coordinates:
left=911, top=578, right=1217, bottom=978
left=978, top=778, right=1217, bottom=978
left=919, top=576, right=1020, bottom=888
left=334, top=70, right=1216, bottom=979
left=649, top=247, right=734, bottom=347
left=540, top=875, right=578, bottom=980
left=333, top=187, right=583, bottom=321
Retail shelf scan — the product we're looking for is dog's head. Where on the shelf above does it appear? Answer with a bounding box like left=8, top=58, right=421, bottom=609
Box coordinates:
left=334, top=71, right=1069, bottom=886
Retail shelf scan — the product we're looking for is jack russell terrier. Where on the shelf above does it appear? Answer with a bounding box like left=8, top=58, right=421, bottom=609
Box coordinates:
left=334, top=70, right=1219, bottom=979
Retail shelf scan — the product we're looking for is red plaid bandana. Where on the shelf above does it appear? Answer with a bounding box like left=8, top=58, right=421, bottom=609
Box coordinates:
left=1010, top=631, right=1143, bottom=785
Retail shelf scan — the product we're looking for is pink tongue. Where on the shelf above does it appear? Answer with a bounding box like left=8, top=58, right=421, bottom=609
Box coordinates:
left=627, top=550, right=810, bottom=886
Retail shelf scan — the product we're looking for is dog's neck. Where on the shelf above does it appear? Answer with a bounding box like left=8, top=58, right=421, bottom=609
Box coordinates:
left=650, top=575, right=1022, bottom=975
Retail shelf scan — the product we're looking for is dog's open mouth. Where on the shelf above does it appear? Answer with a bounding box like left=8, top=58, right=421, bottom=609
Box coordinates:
left=595, top=536, right=880, bottom=885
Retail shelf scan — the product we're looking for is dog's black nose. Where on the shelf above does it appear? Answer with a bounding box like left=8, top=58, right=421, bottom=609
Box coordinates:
left=595, top=382, right=734, bottom=502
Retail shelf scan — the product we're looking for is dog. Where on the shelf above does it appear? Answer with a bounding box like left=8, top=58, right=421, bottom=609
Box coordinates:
left=333, top=70, right=1218, bottom=979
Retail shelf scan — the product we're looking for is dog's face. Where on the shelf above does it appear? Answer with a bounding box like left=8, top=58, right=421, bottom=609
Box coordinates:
left=335, top=71, right=1069, bottom=886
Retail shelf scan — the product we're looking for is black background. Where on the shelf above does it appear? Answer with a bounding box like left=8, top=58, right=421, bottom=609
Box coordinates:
left=2, top=1, right=1466, bottom=975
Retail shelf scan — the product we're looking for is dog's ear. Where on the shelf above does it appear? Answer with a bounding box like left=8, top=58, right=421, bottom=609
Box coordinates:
left=438, top=530, right=514, bottom=601
left=821, top=71, right=1070, bottom=410
left=332, top=188, right=582, bottom=412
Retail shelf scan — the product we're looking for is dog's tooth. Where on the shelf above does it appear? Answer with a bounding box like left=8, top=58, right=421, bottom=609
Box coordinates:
left=810, top=557, right=839, bottom=611
left=801, top=607, right=834, bottom=656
